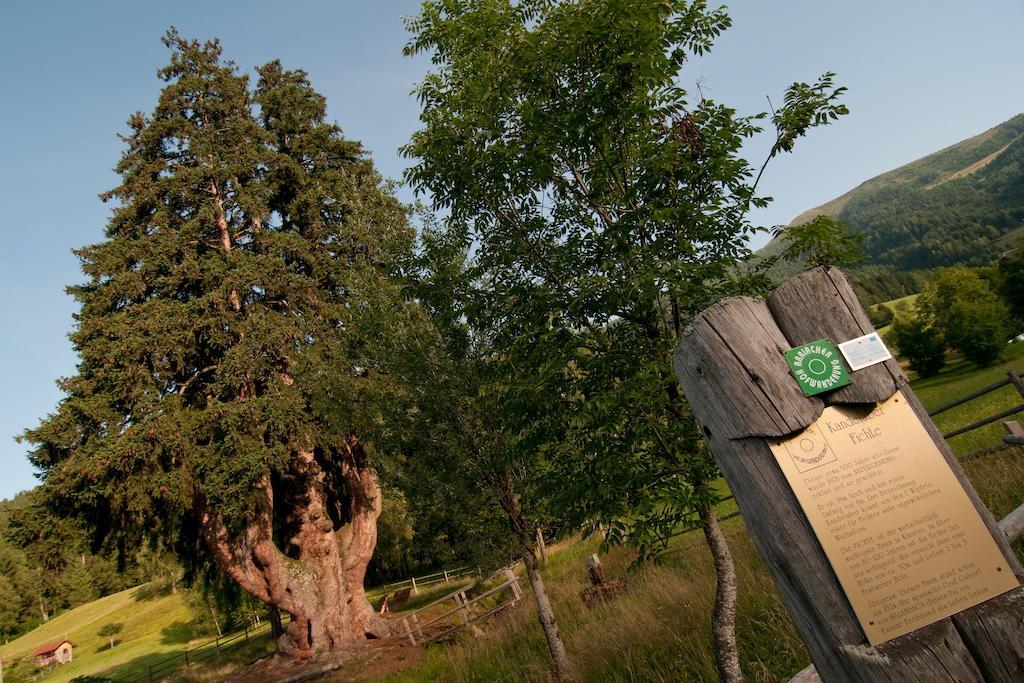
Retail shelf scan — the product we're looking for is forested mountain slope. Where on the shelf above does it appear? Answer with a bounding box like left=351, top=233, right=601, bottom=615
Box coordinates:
left=763, top=113, right=1024, bottom=270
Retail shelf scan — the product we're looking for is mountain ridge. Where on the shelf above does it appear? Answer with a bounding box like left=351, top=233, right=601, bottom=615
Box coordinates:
left=764, top=113, right=1024, bottom=270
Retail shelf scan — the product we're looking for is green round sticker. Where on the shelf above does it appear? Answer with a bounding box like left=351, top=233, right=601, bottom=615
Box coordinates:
left=784, top=339, right=851, bottom=396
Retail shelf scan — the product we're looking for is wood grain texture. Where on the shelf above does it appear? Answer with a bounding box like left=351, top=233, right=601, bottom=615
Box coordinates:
left=674, top=297, right=822, bottom=440
left=675, top=268, right=1024, bottom=681
left=707, top=435, right=984, bottom=681
left=768, top=267, right=901, bottom=405
left=767, top=267, right=1024, bottom=680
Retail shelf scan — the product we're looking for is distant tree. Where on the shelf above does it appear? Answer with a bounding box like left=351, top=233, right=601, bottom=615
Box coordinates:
left=0, top=543, right=38, bottom=639
left=0, top=575, right=19, bottom=642
left=997, top=245, right=1024, bottom=324
left=866, top=304, right=894, bottom=329
left=917, top=267, right=1011, bottom=366
left=777, top=214, right=864, bottom=270
left=23, top=32, right=427, bottom=658
left=60, top=559, right=98, bottom=608
left=891, top=314, right=946, bottom=377
left=366, top=491, right=415, bottom=584
left=98, top=622, right=123, bottom=649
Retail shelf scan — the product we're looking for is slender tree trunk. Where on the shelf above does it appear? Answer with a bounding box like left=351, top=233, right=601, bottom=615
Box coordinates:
left=699, top=504, right=743, bottom=682
left=522, top=548, right=574, bottom=681
left=535, top=526, right=548, bottom=566
left=494, top=475, right=574, bottom=680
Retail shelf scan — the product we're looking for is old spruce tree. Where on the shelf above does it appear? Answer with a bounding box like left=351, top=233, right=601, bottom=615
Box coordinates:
left=24, top=32, right=417, bottom=656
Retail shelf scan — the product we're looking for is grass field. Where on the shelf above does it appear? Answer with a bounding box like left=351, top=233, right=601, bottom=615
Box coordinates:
left=0, top=586, right=273, bottom=683
left=914, top=342, right=1024, bottom=455
left=5, top=330, right=1023, bottom=682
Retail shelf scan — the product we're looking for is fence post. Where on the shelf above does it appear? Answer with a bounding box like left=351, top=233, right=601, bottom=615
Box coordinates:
left=535, top=527, right=548, bottom=566
left=504, top=567, right=523, bottom=602
left=411, top=614, right=424, bottom=641
left=411, top=576, right=418, bottom=595
left=443, top=569, right=449, bottom=583
left=402, top=618, right=416, bottom=646
left=674, top=266, right=1024, bottom=682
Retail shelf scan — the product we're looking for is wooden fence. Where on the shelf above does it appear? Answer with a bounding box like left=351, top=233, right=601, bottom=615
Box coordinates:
left=395, top=567, right=523, bottom=647
left=927, top=367, right=1024, bottom=439
left=140, top=613, right=289, bottom=682
left=376, top=565, right=477, bottom=596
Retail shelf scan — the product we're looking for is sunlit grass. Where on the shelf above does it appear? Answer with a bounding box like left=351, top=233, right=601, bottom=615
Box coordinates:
left=0, top=585, right=274, bottom=683
left=914, top=343, right=1024, bottom=455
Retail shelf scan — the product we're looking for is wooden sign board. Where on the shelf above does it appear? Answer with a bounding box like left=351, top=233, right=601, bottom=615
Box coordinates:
left=769, top=390, right=1019, bottom=644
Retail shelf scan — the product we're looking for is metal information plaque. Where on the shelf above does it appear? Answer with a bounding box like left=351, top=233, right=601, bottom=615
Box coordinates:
left=769, top=391, right=1019, bottom=644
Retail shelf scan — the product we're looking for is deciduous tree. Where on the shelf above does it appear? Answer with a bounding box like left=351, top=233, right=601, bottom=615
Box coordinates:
left=403, top=1, right=846, bottom=679
left=917, top=267, right=1011, bottom=366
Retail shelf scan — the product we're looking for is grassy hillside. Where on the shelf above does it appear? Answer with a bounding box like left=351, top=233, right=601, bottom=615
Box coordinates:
left=757, top=114, right=1024, bottom=282
left=778, top=114, right=1024, bottom=270
left=0, top=586, right=272, bottom=683
left=914, top=341, right=1024, bottom=456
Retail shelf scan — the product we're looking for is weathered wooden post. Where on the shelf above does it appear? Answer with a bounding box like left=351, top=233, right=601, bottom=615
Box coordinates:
left=411, top=613, right=424, bottom=641
left=505, top=567, right=523, bottom=602
left=674, top=267, right=1024, bottom=681
left=402, top=617, right=416, bottom=646
left=586, top=554, right=606, bottom=585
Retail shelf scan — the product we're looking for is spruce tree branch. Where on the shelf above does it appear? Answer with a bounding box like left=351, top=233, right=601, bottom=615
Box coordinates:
left=178, top=365, right=219, bottom=396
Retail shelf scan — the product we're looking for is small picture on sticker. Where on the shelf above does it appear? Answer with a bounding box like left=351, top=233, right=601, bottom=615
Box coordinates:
left=839, top=332, right=893, bottom=371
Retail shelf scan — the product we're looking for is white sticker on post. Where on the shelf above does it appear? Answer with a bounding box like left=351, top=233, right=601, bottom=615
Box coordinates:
left=838, top=332, right=893, bottom=371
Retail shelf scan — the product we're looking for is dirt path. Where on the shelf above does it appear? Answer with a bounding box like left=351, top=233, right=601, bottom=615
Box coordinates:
left=224, top=636, right=426, bottom=683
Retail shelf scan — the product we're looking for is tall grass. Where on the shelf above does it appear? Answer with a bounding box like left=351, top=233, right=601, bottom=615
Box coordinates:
left=372, top=523, right=807, bottom=683
left=368, top=345, right=1024, bottom=683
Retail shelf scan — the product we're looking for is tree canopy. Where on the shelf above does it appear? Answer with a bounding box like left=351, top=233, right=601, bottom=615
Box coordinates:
left=23, top=30, right=426, bottom=657
left=402, top=1, right=846, bottom=678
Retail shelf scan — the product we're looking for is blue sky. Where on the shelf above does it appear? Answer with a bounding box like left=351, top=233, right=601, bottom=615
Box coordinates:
left=2, top=0, right=1022, bottom=499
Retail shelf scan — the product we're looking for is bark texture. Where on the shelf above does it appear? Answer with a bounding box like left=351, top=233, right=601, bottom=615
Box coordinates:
left=700, top=504, right=743, bottom=683
left=674, top=267, right=1024, bottom=682
left=198, top=439, right=388, bottom=658
left=523, top=548, right=574, bottom=681
left=495, top=475, right=575, bottom=680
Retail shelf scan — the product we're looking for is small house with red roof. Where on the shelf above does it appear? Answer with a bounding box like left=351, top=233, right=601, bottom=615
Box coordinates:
left=32, top=639, right=74, bottom=667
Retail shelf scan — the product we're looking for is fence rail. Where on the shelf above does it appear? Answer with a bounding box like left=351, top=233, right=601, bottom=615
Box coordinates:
left=395, top=567, right=523, bottom=647
left=376, top=565, right=477, bottom=595
left=927, top=368, right=1024, bottom=440
left=140, top=613, right=288, bottom=682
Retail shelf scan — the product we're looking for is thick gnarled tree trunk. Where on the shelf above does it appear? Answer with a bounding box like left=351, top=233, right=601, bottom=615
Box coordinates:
left=198, top=439, right=388, bottom=658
